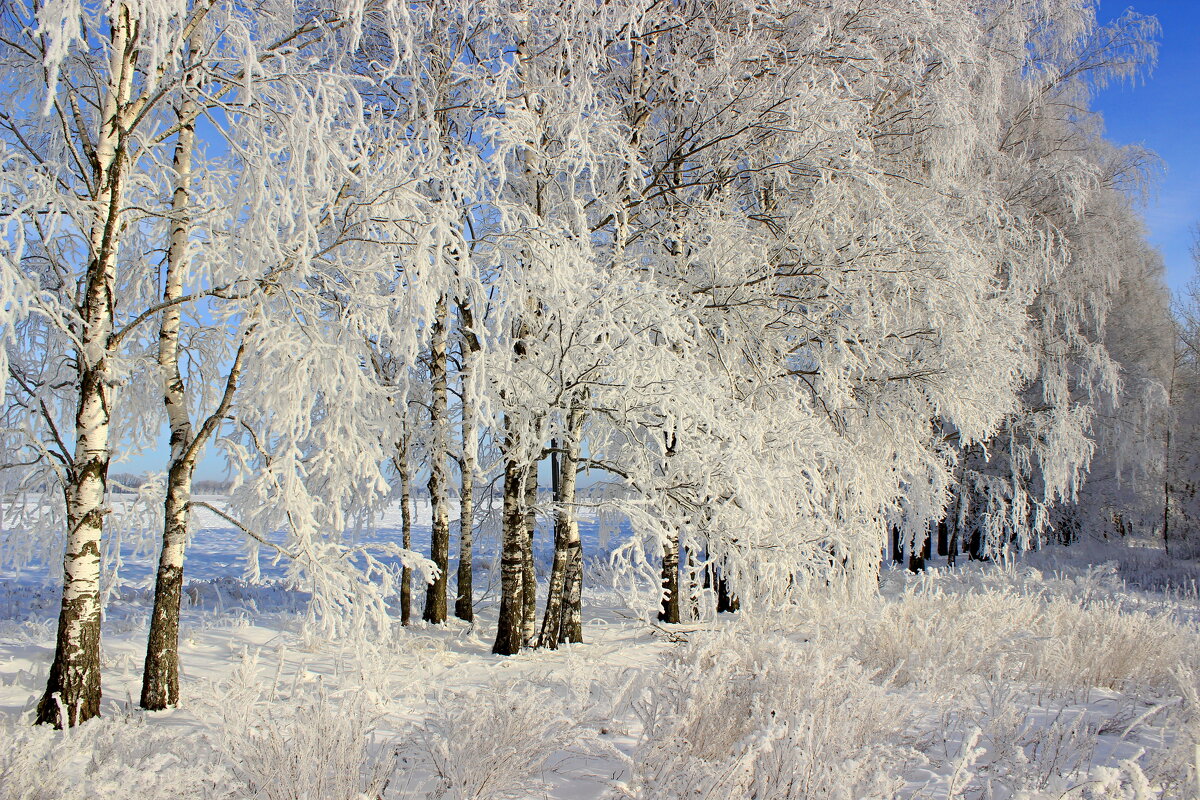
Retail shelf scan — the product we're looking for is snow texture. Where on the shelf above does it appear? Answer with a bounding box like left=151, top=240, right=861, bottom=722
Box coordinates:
left=1, top=507, right=1198, bottom=799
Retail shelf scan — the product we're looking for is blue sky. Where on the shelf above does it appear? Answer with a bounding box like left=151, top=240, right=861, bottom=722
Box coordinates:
left=1094, top=0, right=1200, bottom=296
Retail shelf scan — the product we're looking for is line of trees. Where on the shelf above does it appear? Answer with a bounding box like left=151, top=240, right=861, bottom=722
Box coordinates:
left=0, top=0, right=1182, bottom=728
left=1158, top=248, right=1200, bottom=555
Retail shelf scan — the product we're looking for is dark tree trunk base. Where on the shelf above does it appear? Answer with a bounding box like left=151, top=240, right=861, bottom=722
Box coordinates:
left=37, top=594, right=102, bottom=728
left=658, top=534, right=680, bottom=624
left=141, top=563, right=184, bottom=710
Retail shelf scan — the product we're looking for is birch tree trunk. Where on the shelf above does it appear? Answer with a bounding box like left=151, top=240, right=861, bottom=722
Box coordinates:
left=140, top=32, right=198, bottom=712
left=560, top=529, right=584, bottom=644
left=141, top=336, right=245, bottom=710
left=424, top=297, right=451, bottom=624
left=36, top=6, right=137, bottom=728
left=492, top=434, right=527, bottom=655
left=540, top=444, right=565, bottom=649
left=560, top=415, right=587, bottom=643
left=494, top=3, right=541, bottom=655
left=657, top=426, right=681, bottom=625
left=454, top=301, right=479, bottom=622
left=454, top=415, right=476, bottom=621
left=521, top=462, right=538, bottom=647
left=141, top=465, right=191, bottom=709
left=140, top=31, right=253, bottom=705
left=397, top=446, right=414, bottom=626
left=657, top=528, right=681, bottom=624
left=539, top=401, right=584, bottom=648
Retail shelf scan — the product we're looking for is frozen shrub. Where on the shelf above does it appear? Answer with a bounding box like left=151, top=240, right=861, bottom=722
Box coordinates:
left=965, top=690, right=1162, bottom=799
left=614, top=629, right=920, bottom=799
left=0, top=715, right=232, bottom=800
left=211, top=682, right=393, bottom=800
left=1032, top=597, right=1195, bottom=692
left=855, top=588, right=1042, bottom=688
left=1143, top=666, right=1200, bottom=798
left=857, top=583, right=1197, bottom=695
left=410, top=683, right=584, bottom=800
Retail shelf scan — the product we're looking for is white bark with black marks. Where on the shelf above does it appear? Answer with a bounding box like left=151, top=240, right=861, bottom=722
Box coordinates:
left=424, top=296, right=451, bottom=624
left=38, top=4, right=137, bottom=728
left=540, top=401, right=584, bottom=648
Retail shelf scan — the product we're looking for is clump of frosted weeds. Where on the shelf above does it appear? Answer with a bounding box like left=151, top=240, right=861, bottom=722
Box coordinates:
left=201, top=652, right=394, bottom=800
left=0, top=714, right=232, bottom=800
left=1143, top=665, right=1200, bottom=798
left=212, top=684, right=394, bottom=800
left=200, top=648, right=595, bottom=800
left=408, top=682, right=587, bottom=800
left=933, top=682, right=1157, bottom=799
left=612, top=627, right=920, bottom=799
left=857, top=582, right=1196, bottom=695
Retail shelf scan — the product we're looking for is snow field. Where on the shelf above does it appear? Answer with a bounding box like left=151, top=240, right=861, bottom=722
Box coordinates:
left=1, top=518, right=1198, bottom=799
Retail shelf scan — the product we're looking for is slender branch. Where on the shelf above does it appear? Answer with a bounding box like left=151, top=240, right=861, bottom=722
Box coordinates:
left=188, top=500, right=298, bottom=559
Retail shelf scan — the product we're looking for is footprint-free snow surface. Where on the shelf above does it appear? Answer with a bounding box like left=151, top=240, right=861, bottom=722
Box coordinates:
left=2, top=502, right=1198, bottom=799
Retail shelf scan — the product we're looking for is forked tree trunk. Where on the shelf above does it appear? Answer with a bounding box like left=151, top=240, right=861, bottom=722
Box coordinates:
left=658, top=527, right=681, bottom=624
left=539, top=403, right=584, bottom=648
left=38, top=6, right=135, bottom=728
left=424, top=297, right=451, bottom=624
left=397, top=447, right=414, bottom=625
left=521, top=463, right=538, bottom=648
left=492, top=444, right=527, bottom=655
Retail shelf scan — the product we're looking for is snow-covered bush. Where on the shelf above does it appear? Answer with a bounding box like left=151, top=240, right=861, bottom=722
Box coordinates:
left=934, top=685, right=1158, bottom=799
left=205, top=666, right=393, bottom=800
left=218, top=687, right=393, bottom=800
left=615, top=629, right=920, bottom=799
left=857, top=582, right=1197, bottom=695
left=410, top=683, right=584, bottom=800
left=0, top=715, right=231, bottom=800
left=1143, top=665, right=1200, bottom=799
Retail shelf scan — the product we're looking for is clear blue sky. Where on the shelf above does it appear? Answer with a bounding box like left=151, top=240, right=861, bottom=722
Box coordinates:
left=1094, top=0, right=1200, bottom=296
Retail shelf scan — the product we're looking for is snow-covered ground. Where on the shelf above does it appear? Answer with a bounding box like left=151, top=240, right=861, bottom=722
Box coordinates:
left=2, top=506, right=1198, bottom=799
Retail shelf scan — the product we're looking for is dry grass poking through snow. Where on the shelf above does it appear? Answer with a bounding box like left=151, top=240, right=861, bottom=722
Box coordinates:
left=614, top=632, right=920, bottom=799
left=855, top=583, right=1196, bottom=695
left=1, top=547, right=1199, bottom=799
left=843, top=559, right=1200, bottom=798
left=0, top=714, right=231, bottom=799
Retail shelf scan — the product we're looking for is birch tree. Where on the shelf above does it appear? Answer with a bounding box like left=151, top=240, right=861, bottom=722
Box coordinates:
left=0, top=0, right=193, bottom=727
left=1, top=0, right=436, bottom=721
